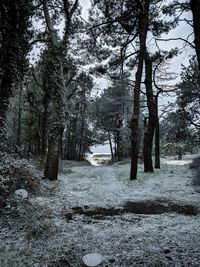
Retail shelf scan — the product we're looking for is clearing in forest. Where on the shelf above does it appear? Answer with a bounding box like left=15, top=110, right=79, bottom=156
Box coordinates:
left=0, top=157, right=200, bottom=266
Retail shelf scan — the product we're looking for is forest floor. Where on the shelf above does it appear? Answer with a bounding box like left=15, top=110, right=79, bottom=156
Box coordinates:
left=0, top=156, right=200, bottom=266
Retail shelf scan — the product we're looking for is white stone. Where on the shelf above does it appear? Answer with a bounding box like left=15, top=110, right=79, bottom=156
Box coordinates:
left=82, top=253, right=103, bottom=267
left=15, top=189, right=28, bottom=199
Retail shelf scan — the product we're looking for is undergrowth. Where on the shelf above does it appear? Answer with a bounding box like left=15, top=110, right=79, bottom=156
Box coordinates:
left=0, top=151, right=41, bottom=208
left=190, top=156, right=200, bottom=186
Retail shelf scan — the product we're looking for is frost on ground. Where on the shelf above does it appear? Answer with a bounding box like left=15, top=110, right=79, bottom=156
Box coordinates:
left=0, top=157, right=200, bottom=266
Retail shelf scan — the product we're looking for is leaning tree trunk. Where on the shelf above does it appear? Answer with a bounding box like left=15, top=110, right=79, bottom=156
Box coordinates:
left=108, top=131, right=114, bottom=161
left=190, top=0, right=200, bottom=69
left=143, top=51, right=157, bottom=172
left=130, top=0, right=150, bottom=180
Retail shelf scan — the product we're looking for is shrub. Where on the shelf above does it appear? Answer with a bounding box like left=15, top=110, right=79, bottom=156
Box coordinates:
left=190, top=156, right=200, bottom=186
left=0, top=151, right=41, bottom=208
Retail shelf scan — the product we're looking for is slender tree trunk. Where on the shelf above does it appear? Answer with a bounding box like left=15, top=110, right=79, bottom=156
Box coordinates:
left=41, top=85, right=49, bottom=157
left=0, top=78, right=12, bottom=141
left=130, top=0, right=150, bottom=180
left=16, top=87, right=22, bottom=149
left=115, top=119, right=123, bottom=161
left=108, top=130, right=114, bottom=161
left=143, top=51, right=157, bottom=172
left=154, top=95, right=160, bottom=168
left=130, top=52, right=143, bottom=180
left=191, top=0, right=200, bottom=69
left=78, top=116, right=85, bottom=160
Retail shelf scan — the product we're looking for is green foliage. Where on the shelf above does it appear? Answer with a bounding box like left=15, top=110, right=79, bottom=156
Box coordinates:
left=190, top=156, right=200, bottom=186
left=90, top=79, right=132, bottom=159
left=0, top=151, right=40, bottom=208
left=63, top=72, right=95, bottom=160
left=0, top=0, right=33, bottom=139
left=176, top=56, right=200, bottom=130
left=160, top=111, right=197, bottom=157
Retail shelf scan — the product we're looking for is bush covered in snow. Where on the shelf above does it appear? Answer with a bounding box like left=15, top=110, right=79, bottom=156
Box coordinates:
left=162, top=142, right=188, bottom=159
left=190, top=156, right=200, bottom=185
left=0, top=151, right=41, bottom=208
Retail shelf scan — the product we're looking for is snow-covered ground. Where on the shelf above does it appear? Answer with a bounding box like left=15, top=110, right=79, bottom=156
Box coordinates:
left=0, top=156, right=200, bottom=266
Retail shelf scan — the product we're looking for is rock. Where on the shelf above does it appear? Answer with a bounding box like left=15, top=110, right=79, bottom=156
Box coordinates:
left=72, top=206, right=83, bottom=213
left=109, top=258, right=116, bottom=263
left=65, top=213, right=73, bottom=220
left=164, top=248, right=171, bottom=254
left=15, top=189, right=28, bottom=199
left=82, top=253, right=103, bottom=267
left=165, top=255, right=172, bottom=261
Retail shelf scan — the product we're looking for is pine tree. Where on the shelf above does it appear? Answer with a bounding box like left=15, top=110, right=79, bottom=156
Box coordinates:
left=0, top=0, right=33, bottom=142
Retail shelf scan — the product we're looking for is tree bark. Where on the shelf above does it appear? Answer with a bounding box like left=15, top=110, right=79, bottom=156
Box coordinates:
left=154, top=95, right=160, bottom=168
left=41, top=88, right=49, bottom=157
left=130, top=0, right=150, bottom=180
left=116, top=118, right=123, bottom=161
left=190, top=0, right=200, bottom=69
left=42, top=0, right=66, bottom=180
left=108, top=130, right=114, bottom=161
left=44, top=135, right=60, bottom=180
left=16, top=87, right=22, bottom=149
left=143, top=51, right=157, bottom=172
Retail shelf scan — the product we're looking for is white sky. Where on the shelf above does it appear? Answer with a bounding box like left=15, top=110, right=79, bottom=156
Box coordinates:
left=30, top=0, right=195, bottom=118
left=79, top=0, right=195, bottom=110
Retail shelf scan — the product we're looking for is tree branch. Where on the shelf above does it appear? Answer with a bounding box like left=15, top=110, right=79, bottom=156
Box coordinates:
left=43, top=0, right=58, bottom=48
left=155, top=37, right=195, bottom=49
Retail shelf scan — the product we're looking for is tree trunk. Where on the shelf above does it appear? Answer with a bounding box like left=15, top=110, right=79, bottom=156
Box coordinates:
left=154, top=96, right=160, bottom=168
left=108, top=130, right=114, bottom=161
left=130, top=52, right=144, bottom=180
left=0, top=77, right=12, bottom=141
left=143, top=51, right=157, bottom=172
left=44, top=136, right=60, bottom=180
left=116, top=118, right=123, bottom=161
left=178, top=152, right=182, bottom=160
left=41, top=83, right=49, bottom=157
left=130, top=0, right=150, bottom=180
left=191, top=0, right=200, bottom=69
left=16, top=87, right=22, bottom=149
left=42, top=0, right=65, bottom=180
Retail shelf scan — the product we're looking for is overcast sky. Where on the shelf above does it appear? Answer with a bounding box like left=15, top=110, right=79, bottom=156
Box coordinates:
left=78, top=0, right=194, bottom=109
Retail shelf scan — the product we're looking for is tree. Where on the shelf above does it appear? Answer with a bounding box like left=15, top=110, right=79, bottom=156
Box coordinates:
left=161, top=0, right=200, bottom=70
left=0, top=0, right=33, bottom=141
left=88, top=0, right=178, bottom=179
left=36, top=0, right=80, bottom=180
left=160, top=111, right=197, bottom=159
left=177, top=56, right=200, bottom=132
left=190, top=0, right=200, bottom=68
left=143, top=51, right=157, bottom=172
left=91, top=79, right=132, bottom=161
left=63, top=72, right=94, bottom=160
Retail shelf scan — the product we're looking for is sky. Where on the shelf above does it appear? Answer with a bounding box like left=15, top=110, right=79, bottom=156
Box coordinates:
left=78, top=0, right=195, bottom=153
left=30, top=0, right=195, bottom=153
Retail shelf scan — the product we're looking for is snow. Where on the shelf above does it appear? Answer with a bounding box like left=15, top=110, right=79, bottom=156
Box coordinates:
left=0, top=156, right=200, bottom=266
left=82, top=253, right=103, bottom=266
left=14, top=189, right=28, bottom=199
